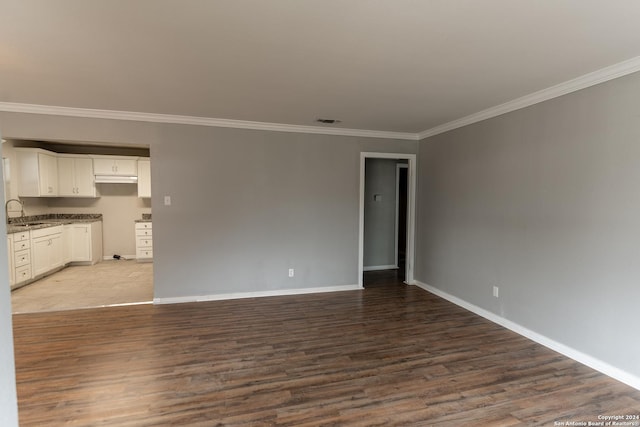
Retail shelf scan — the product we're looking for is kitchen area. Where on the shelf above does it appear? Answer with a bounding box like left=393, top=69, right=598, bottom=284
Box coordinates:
left=2, top=139, right=153, bottom=313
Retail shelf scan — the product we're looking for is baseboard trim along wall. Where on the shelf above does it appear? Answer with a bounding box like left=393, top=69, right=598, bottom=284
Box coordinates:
left=154, top=284, right=363, bottom=305
left=413, top=280, right=640, bottom=392
left=363, top=265, right=398, bottom=272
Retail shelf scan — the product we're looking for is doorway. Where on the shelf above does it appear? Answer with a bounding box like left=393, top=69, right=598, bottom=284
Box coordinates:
left=358, top=152, right=416, bottom=288
left=3, top=139, right=154, bottom=313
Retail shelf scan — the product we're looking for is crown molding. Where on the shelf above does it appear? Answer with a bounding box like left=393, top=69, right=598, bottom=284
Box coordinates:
left=0, top=102, right=419, bottom=141
left=2, top=55, right=639, bottom=143
left=418, top=55, right=640, bottom=140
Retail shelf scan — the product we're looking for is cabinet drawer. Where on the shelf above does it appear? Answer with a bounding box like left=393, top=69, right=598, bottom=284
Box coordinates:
left=31, top=225, right=63, bottom=239
left=15, top=265, right=31, bottom=283
left=14, top=249, right=31, bottom=267
left=135, top=228, right=153, bottom=237
left=135, top=222, right=152, bottom=230
left=136, top=237, right=153, bottom=248
left=13, top=231, right=30, bottom=242
left=14, top=239, right=30, bottom=251
left=136, top=248, right=153, bottom=259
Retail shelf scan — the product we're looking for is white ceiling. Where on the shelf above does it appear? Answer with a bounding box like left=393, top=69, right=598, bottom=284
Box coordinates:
left=2, top=1, right=640, bottom=136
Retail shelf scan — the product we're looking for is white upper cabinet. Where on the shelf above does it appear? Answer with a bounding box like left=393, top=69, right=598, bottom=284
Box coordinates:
left=137, top=159, right=151, bottom=198
left=57, top=155, right=96, bottom=197
left=92, top=156, right=138, bottom=176
left=16, top=148, right=58, bottom=197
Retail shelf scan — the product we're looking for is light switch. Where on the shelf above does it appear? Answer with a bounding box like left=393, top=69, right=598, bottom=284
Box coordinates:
left=374, top=194, right=383, bottom=202
left=164, top=195, right=171, bottom=206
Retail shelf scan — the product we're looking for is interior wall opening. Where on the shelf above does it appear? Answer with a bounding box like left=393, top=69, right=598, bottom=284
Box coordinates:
left=359, top=152, right=415, bottom=289
left=3, top=138, right=154, bottom=313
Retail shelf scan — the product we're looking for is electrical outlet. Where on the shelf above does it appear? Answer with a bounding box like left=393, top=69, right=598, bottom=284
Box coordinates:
left=493, top=286, right=499, bottom=298
left=288, top=268, right=294, bottom=278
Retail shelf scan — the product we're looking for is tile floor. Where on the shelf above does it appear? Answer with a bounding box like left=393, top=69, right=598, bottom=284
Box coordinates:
left=11, top=260, right=153, bottom=313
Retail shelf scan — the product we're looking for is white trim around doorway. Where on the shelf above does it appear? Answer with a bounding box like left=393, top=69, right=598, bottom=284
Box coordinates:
left=359, top=152, right=416, bottom=287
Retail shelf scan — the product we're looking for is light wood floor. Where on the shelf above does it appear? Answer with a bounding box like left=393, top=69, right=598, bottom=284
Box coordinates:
left=12, top=274, right=640, bottom=426
left=11, top=260, right=153, bottom=313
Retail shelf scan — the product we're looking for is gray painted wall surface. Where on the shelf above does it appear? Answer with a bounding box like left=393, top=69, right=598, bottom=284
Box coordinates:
left=364, top=158, right=398, bottom=268
left=416, top=71, right=640, bottom=379
left=151, top=126, right=416, bottom=298
left=0, top=144, right=19, bottom=426
left=0, top=112, right=417, bottom=300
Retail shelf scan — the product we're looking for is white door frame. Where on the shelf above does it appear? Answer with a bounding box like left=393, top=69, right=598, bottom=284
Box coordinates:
left=359, top=152, right=416, bottom=287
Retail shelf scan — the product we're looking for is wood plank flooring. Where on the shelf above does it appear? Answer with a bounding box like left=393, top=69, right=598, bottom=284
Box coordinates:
left=12, top=275, right=640, bottom=426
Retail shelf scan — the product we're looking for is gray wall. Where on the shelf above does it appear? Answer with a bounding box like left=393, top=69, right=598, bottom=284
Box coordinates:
left=0, top=112, right=417, bottom=300
left=0, top=112, right=416, bottom=420
left=151, top=126, right=416, bottom=298
left=0, top=142, right=19, bottom=426
left=416, top=71, right=640, bottom=380
left=364, top=158, right=398, bottom=268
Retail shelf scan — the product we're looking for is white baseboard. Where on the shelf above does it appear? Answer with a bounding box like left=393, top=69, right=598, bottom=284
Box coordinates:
left=154, top=284, right=362, bottom=305
left=103, top=255, right=137, bottom=261
left=363, top=264, right=398, bottom=272
left=413, top=280, right=640, bottom=391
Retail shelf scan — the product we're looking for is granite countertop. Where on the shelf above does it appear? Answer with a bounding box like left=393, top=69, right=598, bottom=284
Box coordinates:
left=7, top=214, right=103, bottom=234
left=135, top=213, right=152, bottom=223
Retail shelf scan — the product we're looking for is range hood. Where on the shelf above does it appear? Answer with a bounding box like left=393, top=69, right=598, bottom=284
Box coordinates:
left=94, top=175, right=138, bottom=184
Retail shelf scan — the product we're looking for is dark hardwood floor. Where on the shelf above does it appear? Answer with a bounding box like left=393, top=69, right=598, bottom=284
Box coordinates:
left=12, top=273, right=640, bottom=426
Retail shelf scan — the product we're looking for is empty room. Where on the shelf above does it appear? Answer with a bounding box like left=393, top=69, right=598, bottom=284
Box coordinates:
left=1, top=1, right=640, bottom=426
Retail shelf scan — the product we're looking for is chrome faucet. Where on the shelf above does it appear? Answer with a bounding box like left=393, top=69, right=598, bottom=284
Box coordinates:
left=5, top=198, right=25, bottom=221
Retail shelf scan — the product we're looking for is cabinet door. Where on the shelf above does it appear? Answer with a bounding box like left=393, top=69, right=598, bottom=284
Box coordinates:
left=93, top=158, right=138, bottom=176
left=57, top=156, right=76, bottom=196
left=32, top=234, right=63, bottom=275
left=114, top=159, right=137, bottom=175
left=32, top=237, right=51, bottom=277
left=93, top=158, right=115, bottom=175
left=137, top=160, right=151, bottom=198
left=49, top=235, right=63, bottom=269
left=38, top=153, right=58, bottom=196
left=62, top=225, right=72, bottom=264
left=74, top=158, right=96, bottom=196
left=70, top=225, right=91, bottom=262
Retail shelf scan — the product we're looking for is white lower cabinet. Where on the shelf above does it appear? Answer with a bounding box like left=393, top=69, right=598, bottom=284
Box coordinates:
left=68, top=222, right=103, bottom=264
left=62, top=224, right=72, bottom=264
left=31, top=226, right=63, bottom=277
left=135, top=222, right=153, bottom=261
left=9, top=230, right=32, bottom=288
left=8, top=221, right=103, bottom=287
